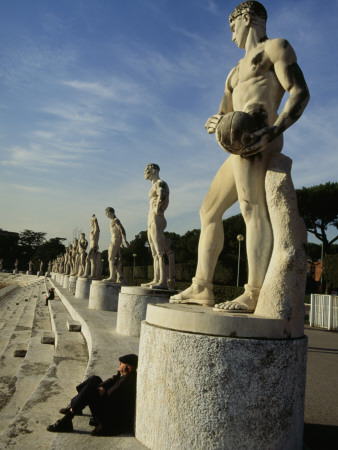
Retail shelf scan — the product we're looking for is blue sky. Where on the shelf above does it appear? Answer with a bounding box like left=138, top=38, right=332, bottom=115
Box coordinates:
left=0, top=0, right=337, bottom=250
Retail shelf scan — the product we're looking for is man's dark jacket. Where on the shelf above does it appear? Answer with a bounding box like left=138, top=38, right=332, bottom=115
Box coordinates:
left=76, top=371, right=137, bottom=434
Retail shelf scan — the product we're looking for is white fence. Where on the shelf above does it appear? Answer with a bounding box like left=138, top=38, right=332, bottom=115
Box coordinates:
left=310, top=294, right=338, bottom=331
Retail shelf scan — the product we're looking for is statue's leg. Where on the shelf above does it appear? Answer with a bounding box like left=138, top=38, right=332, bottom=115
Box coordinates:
left=141, top=229, right=159, bottom=286
left=107, top=241, right=120, bottom=281
left=214, top=152, right=273, bottom=313
left=149, top=217, right=168, bottom=289
left=170, top=156, right=237, bottom=305
left=83, top=253, right=90, bottom=277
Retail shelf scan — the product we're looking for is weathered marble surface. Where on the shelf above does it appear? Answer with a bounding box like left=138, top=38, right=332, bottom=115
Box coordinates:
left=170, top=0, right=310, bottom=318
left=136, top=321, right=307, bottom=450
left=141, top=163, right=174, bottom=290
left=105, top=207, right=129, bottom=284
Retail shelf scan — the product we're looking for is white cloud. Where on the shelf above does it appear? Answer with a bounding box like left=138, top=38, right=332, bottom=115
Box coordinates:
left=7, top=183, right=48, bottom=193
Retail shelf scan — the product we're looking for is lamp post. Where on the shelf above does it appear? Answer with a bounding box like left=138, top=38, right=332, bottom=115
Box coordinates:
left=132, top=253, right=137, bottom=279
left=236, top=234, right=244, bottom=287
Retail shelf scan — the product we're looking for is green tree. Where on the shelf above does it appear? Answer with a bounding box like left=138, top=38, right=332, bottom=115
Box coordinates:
left=18, top=229, right=46, bottom=267
left=33, top=237, right=66, bottom=268
left=323, top=254, right=338, bottom=293
left=307, top=243, right=322, bottom=261
left=0, top=230, right=19, bottom=269
left=121, top=231, right=153, bottom=266
left=296, top=182, right=338, bottom=255
left=174, top=229, right=200, bottom=264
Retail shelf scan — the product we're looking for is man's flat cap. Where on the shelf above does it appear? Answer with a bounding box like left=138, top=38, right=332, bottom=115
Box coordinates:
left=119, top=354, right=138, bottom=368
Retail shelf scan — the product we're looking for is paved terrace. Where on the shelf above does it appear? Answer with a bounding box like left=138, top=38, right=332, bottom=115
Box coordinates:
left=0, top=273, right=337, bottom=449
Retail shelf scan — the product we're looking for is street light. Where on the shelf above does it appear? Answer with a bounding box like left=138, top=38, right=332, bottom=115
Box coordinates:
left=236, top=234, right=244, bottom=287
left=132, top=253, right=137, bottom=279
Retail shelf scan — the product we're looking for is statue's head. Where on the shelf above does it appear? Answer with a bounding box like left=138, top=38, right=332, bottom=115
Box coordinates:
left=229, top=1, right=267, bottom=24
left=144, top=163, right=160, bottom=180
left=229, top=2, right=267, bottom=49
left=90, top=214, right=100, bottom=232
left=105, top=207, right=115, bottom=218
left=80, top=232, right=85, bottom=239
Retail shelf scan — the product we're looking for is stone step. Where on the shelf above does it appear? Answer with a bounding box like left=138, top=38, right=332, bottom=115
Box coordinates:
left=67, top=320, right=81, bottom=332
left=0, top=304, right=31, bottom=358
left=0, top=281, right=54, bottom=431
left=0, top=282, right=88, bottom=448
left=41, top=332, right=55, bottom=345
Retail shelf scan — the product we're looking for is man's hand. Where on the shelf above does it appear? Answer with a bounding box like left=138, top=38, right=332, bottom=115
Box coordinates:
left=241, top=126, right=279, bottom=157
left=205, top=115, right=223, bottom=134
left=98, top=387, right=106, bottom=397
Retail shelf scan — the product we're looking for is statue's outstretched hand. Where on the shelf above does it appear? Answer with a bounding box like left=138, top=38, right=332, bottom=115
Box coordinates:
left=205, top=114, right=223, bottom=134
left=241, top=126, right=278, bottom=157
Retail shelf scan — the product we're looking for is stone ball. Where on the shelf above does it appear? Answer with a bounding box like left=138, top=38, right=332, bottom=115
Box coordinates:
left=216, top=111, right=258, bottom=155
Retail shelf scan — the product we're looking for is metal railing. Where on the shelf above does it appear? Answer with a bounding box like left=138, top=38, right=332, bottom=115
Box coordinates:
left=310, top=294, right=338, bottom=331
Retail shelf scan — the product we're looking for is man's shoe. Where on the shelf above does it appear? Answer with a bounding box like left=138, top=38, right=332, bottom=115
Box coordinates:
left=59, top=404, right=82, bottom=415
left=89, top=417, right=99, bottom=426
left=47, top=418, right=73, bottom=433
left=91, top=424, right=111, bottom=436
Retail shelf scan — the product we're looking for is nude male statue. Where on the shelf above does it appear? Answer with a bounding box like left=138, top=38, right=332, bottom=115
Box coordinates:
left=70, top=238, right=79, bottom=276
left=77, top=233, right=88, bottom=277
left=84, top=214, right=102, bottom=279
left=105, top=207, right=129, bottom=283
left=170, top=1, right=309, bottom=311
left=142, top=164, right=170, bottom=289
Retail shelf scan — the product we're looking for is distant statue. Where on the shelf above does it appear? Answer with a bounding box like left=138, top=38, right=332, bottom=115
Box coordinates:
left=59, top=254, right=65, bottom=274
left=14, top=259, right=19, bottom=269
left=84, top=215, right=102, bottom=279
left=0, top=259, right=3, bottom=271
left=170, top=1, right=310, bottom=313
left=77, top=233, right=88, bottom=277
left=28, top=261, right=33, bottom=272
left=64, top=246, right=72, bottom=275
left=105, top=207, right=129, bottom=283
left=70, top=238, right=79, bottom=276
left=40, top=260, right=44, bottom=272
left=48, top=261, right=52, bottom=273
left=141, top=163, right=171, bottom=290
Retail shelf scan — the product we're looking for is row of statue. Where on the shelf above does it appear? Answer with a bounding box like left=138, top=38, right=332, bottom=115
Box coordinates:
left=6, top=1, right=310, bottom=316
left=51, top=164, right=175, bottom=289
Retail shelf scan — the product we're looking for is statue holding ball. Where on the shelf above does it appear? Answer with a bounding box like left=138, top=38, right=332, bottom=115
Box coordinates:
left=170, top=1, right=310, bottom=312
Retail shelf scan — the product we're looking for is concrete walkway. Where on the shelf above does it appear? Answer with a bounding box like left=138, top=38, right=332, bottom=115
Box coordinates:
left=303, top=324, right=338, bottom=450
left=0, top=274, right=337, bottom=449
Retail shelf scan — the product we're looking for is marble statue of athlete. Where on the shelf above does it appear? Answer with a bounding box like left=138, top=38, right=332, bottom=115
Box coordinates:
left=170, top=1, right=309, bottom=312
left=142, top=164, right=170, bottom=289
left=105, top=207, right=129, bottom=283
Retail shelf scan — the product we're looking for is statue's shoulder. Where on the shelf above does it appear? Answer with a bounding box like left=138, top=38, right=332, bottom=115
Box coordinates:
left=157, top=179, right=168, bottom=189
left=264, top=38, right=295, bottom=62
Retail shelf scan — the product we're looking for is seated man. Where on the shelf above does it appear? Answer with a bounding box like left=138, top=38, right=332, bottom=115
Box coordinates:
left=45, top=288, right=55, bottom=306
left=47, top=354, right=138, bottom=436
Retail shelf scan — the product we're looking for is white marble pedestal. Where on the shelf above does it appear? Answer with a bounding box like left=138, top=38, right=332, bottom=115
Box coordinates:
left=75, top=277, right=92, bottom=299
left=68, top=275, right=77, bottom=295
left=63, top=275, right=70, bottom=289
left=116, top=286, right=175, bottom=337
left=135, top=304, right=307, bottom=450
left=88, top=280, right=121, bottom=311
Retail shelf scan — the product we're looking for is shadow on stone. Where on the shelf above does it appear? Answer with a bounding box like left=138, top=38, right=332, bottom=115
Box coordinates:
left=303, top=423, right=338, bottom=450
